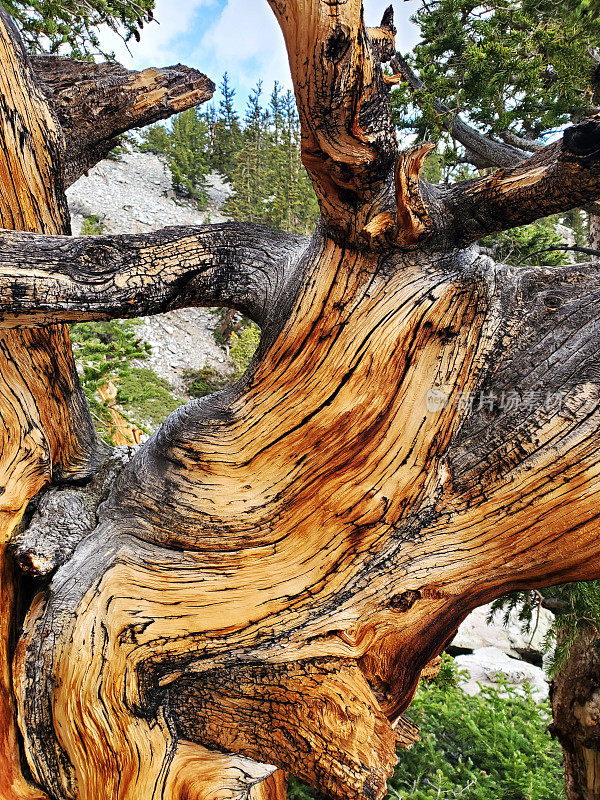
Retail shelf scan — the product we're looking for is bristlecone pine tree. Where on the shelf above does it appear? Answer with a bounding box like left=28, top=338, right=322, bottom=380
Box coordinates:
left=1, top=2, right=600, bottom=799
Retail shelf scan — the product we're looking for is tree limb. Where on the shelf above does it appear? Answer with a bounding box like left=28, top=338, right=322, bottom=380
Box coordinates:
left=390, top=53, right=526, bottom=169
left=440, top=259, right=600, bottom=591
left=517, top=245, right=600, bottom=262
left=500, top=130, right=545, bottom=153
left=440, top=117, right=600, bottom=246
left=172, top=659, right=400, bottom=800
left=391, top=53, right=600, bottom=239
left=0, top=223, right=306, bottom=328
left=0, top=8, right=101, bottom=800
left=32, top=56, right=215, bottom=187
left=267, top=2, right=412, bottom=245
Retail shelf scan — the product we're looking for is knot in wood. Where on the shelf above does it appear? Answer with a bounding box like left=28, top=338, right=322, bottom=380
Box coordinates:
left=82, top=242, right=124, bottom=274
left=542, top=292, right=565, bottom=310
left=324, top=26, right=351, bottom=64
left=388, top=589, right=422, bottom=612
left=563, top=119, right=600, bottom=160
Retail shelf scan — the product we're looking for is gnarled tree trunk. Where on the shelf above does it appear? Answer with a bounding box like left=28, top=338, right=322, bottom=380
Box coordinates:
left=1, top=2, right=600, bottom=799
left=551, top=629, right=600, bottom=800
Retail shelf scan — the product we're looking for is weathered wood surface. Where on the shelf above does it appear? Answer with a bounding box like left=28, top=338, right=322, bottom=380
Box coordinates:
left=550, top=629, right=600, bottom=800
left=32, top=56, right=215, bottom=187
left=0, top=1, right=600, bottom=799
left=0, top=10, right=98, bottom=798
left=0, top=7, right=214, bottom=797
left=0, top=222, right=305, bottom=327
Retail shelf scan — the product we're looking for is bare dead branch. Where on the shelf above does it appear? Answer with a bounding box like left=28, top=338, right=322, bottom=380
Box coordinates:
left=500, top=130, right=546, bottom=153
left=441, top=117, right=600, bottom=245
left=390, top=53, right=526, bottom=169
left=517, top=244, right=600, bottom=262
left=10, top=448, right=131, bottom=577
left=32, top=56, right=215, bottom=187
left=0, top=223, right=306, bottom=328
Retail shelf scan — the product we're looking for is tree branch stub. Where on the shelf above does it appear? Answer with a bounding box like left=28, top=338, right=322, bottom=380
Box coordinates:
left=443, top=116, right=600, bottom=246
left=32, top=57, right=215, bottom=187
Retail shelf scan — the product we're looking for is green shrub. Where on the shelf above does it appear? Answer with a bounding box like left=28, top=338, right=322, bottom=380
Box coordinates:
left=230, top=323, right=260, bottom=378
left=115, top=367, right=182, bottom=429
left=81, top=214, right=103, bottom=235
left=481, top=218, right=574, bottom=267
left=288, top=656, right=564, bottom=800
left=70, top=320, right=182, bottom=436
left=184, top=366, right=229, bottom=398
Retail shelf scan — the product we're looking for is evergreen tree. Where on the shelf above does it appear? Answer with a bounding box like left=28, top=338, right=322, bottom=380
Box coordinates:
left=262, top=86, right=318, bottom=234
left=143, top=79, right=318, bottom=234
left=141, top=109, right=210, bottom=206
left=168, top=109, right=210, bottom=203
left=139, top=124, right=170, bottom=155
left=203, top=103, right=218, bottom=165
left=226, top=81, right=318, bottom=235
left=390, top=0, right=600, bottom=264
left=225, top=81, right=269, bottom=223
left=392, top=0, right=600, bottom=145
left=212, top=73, right=243, bottom=180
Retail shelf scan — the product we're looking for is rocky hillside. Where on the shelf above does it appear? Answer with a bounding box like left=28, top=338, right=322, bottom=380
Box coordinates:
left=67, top=151, right=236, bottom=395
left=68, top=150, right=231, bottom=233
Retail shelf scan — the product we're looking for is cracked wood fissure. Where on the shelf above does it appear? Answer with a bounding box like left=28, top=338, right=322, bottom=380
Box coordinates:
left=2, top=1, right=600, bottom=800
left=0, top=9, right=218, bottom=799
left=0, top=223, right=306, bottom=327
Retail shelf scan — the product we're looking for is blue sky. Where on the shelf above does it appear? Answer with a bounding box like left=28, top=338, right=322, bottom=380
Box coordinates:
left=101, top=1, right=421, bottom=113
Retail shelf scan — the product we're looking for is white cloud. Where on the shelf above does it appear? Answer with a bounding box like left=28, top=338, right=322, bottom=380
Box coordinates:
left=99, top=0, right=215, bottom=68
left=97, top=0, right=421, bottom=111
left=196, top=0, right=420, bottom=107
left=197, top=0, right=293, bottom=104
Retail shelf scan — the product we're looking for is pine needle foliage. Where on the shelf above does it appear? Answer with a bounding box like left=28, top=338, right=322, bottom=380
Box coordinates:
left=392, top=0, right=600, bottom=144
left=0, top=0, right=155, bottom=58
left=490, top=583, right=600, bottom=675
left=141, top=109, right=211, bottom=205
left=70, top=320, right=182, bottom=435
